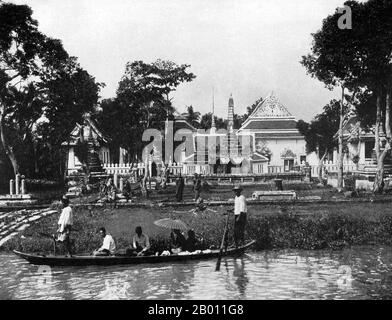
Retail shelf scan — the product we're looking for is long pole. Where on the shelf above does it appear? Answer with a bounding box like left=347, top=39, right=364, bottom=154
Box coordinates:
left=215, top=211, right=230, bottom=271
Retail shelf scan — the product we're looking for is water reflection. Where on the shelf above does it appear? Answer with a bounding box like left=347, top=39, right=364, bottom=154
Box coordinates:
left=2, top=246, right=392, bottom=299
left=232, top=258, right=248, bottom=298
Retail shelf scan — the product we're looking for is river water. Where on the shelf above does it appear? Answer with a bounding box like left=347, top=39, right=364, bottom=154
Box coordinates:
left=1, top=246, right=392, bottom=300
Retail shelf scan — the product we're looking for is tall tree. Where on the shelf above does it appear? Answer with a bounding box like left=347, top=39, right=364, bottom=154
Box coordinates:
left=0, top=2, right=70, bottom=175
left=99, top=59, right=195, bottom=159
left=242, top=97, right=263, bottom=122
left=301, top=0, right=364, bottom=191
left=302, top=0, right=392, bottom=193
left=297, top=100, right=341, bottom=181
left=38, top=59, right=102, bottom=178
left=184, top=105, right=201, bottom=128
left=355, top=0, right=392, bottom=193
left=199, top=113, right=227, bottom=130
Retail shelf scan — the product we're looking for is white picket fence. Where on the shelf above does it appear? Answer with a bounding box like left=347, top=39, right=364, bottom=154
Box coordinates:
left=102, top=163, right=184, bottom=176
left=310, top=163, right=357, bottom=177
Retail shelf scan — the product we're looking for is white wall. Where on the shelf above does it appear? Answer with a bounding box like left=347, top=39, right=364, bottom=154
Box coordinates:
left=264, top=138, right=307, bottom=166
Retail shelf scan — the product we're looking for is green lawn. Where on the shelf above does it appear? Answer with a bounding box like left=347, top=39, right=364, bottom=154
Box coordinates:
left=4, top=200, right=392, bottom=254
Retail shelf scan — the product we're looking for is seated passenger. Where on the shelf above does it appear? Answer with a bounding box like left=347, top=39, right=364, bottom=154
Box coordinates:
left=132, top=226, right=151, bottom=256
left=170, top=229, right=187, bottom=253
left=93, top=227, right=116, bottom=256
left=184, top=229, right=200, bottom=252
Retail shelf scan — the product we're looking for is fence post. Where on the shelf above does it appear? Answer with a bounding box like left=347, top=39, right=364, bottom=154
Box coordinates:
left=21, top=178, right=26, bottom=195
left=15, top=174, right=20, bottom=195
left=113, top=172, right=118, bottom=188
left=119, top=177, right=124, bottom=192
left=9, top=179, right=15, bottom=195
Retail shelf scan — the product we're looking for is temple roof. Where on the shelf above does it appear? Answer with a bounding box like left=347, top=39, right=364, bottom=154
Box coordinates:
left=254, top=132, right=303, bottom=138
left=238, top=93, right=301, bottom=136
left=336, top=115, right=376, bottom=141
left=250, top=152, right=269, bottom=162
left=62, top=114, right=110, bottom=146
left=174, top=112, right=197, bottom=132
left=248, top=93, right=293, bottom=119
left=243, top=120, right=298, bottom=130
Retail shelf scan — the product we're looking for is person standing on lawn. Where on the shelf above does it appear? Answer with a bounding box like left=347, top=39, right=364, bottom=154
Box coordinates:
left=193, top=173, right=202, bottom=201
left=233, top=185, right=247, bottom=248
left=175, top=173, right=185, bottom=202
left=57, top=195, right=73, bottom=256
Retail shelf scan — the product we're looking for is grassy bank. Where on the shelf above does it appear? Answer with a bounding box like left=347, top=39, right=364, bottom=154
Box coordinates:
left=3, top=201, right=392, bottom=254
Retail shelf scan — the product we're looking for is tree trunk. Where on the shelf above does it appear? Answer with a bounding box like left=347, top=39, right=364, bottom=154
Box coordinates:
left=318, top=150, right=328, bottom=183
left=337, top=86, right=345, bottom=192
left=0, top=107, right=20, bottom=176
left=373, top=89, right=391, bottom=193
left=33, top=141, right=39, bottom=176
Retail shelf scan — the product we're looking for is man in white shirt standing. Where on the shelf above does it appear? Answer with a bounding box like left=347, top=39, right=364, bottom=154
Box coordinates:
left=57, top=195, right=73, bottom=256
left=94, top=227, right=116, bottom=256
left=233, top=185, right=247, bottom=248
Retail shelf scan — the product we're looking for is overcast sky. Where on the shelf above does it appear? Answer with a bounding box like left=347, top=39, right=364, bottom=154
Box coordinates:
left=12, top=0, right=347, bottom=121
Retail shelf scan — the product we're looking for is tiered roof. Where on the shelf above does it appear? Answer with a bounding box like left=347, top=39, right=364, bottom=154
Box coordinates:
left=62, top=114, right=110, bottom=146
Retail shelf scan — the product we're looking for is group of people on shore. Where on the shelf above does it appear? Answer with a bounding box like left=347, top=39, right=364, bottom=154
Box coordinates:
left=99, top=177, right=134, bottom=203
left=98, top=171, right=205, bottom=205
left=175, top=173, right=203, bottom=202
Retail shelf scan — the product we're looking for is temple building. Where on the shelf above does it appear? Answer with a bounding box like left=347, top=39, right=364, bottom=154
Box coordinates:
left=237, top=92, right=307, bottom=172
left=62, top=114, right=111, bottom=175
left=192, top=94, right=252, bottom=175
left=62, top=93, right=309, bottom=176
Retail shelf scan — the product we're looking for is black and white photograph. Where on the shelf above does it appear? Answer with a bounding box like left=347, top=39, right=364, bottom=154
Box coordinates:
left=0, top=0, right=392, bottom=305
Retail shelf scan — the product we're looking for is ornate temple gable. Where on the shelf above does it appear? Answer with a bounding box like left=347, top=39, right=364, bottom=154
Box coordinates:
left=238, top=92, right=299, bottom=134
left=250, top=93, right=294, bottom=119
left=62, top=114, right=110, bottom=146
left=280, top=148, right=296, bottom=159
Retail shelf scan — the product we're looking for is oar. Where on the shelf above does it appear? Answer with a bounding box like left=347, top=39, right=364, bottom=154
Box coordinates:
left=215, top=211, right=230, bottom=271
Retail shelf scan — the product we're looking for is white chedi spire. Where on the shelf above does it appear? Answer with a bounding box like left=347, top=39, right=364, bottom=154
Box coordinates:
left=211, top=87, right=216, bottom=134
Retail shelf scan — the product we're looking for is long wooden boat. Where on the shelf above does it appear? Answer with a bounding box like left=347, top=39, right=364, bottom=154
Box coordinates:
left=13, top=240, right=256, bottom=266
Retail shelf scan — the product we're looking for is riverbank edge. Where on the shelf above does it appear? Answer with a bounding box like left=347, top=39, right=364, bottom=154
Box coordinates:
left=3, top=198, right=392, bottom=254
left=1, top=195, right=392, bottom=212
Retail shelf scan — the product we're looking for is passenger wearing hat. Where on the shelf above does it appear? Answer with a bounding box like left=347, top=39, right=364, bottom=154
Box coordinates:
left=233, top=184, right=247, bottom=247
left=57, top=195, right=73, bottom=256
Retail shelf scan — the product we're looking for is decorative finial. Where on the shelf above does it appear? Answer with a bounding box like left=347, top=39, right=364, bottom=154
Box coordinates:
left=211, top=87, right=216, bottom=132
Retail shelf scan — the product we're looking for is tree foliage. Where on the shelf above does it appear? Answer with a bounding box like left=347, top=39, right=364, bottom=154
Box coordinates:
left=301, top=0, right=392, bottom=192
left=298, top=100, right=341, bottom=157
left=97, top=59, right=195, bottom=161
left=183, top=105, right=201, bottom=128
left=0, top=2, right=102, bottom=178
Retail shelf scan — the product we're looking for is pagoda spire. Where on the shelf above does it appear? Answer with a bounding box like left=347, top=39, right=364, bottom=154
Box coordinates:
left=211, top=87, right=216, bottom=134
left=228, top=94, right=234, bottom=133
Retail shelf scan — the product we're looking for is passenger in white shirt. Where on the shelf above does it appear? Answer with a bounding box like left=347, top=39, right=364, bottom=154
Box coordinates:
left=57, top=196, right=73, bottom=256
left=94, top=227, right=116, bottom=256
left=233, top=185, right=247, bottom=247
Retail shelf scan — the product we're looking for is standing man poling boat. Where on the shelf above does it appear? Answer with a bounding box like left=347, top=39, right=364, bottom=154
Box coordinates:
left=233, top=185, right=247, bottom=248
left=57, top=195, right=73, bottom=256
